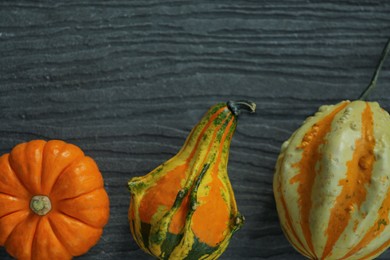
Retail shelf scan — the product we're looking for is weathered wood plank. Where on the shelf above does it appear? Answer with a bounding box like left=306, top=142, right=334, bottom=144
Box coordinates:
left=1, top=1, right=390, bottom=259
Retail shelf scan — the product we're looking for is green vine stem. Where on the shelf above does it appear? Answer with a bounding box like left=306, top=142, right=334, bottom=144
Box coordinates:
left=359, top=38, right=390, bottom=100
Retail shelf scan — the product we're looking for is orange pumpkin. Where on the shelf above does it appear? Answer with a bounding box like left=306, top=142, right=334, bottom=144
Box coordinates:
left=0, top=140, right=110, bottom=260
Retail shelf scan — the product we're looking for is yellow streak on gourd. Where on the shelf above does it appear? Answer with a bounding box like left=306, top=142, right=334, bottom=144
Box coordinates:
left=129, top=189, right=149, bottom=253
left=219, top=126, right=238, bottom=216
left=149, top=205, right=177, bottom=257
left=169, top=222, right=196, bottom=259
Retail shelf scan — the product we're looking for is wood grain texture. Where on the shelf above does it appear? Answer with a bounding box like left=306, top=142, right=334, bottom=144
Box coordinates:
left=1, top=0, right=390, bottom=259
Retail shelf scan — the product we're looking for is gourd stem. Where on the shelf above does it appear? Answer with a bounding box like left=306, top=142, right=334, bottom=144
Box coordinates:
left=30, top=195, right=52, bottom=216
left=227, top=100, right=256, bottom=116
left=359, top=38, right=390, bottom=100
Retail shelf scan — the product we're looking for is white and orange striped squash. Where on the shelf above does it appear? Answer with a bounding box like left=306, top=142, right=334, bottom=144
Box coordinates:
left=274, top=100, right=390, bottom=259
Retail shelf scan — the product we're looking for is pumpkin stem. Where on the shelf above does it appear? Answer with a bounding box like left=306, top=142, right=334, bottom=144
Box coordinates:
left=227, top=100, right=256, bottom=116
left=30, top=195, right=52, bottom=216
left=359, top=38, right=390, bottom=100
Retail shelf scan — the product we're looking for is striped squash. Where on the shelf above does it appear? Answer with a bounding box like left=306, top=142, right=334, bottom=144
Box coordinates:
left=274, top=39, right=390, bottom=260
left=128, top=100, right=255, bottom=260
left=274, top=100, right=390, bottom=259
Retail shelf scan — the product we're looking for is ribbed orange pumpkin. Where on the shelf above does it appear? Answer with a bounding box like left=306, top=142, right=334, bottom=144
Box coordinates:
left=0, top=140, right=110, bottom=260
left=274, top=39, right=390, bottom=260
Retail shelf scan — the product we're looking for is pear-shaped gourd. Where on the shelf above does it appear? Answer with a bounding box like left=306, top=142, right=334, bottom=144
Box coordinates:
left=274, top=39, right=390, bottom=259
left=128, top=101, right=255, bottom=260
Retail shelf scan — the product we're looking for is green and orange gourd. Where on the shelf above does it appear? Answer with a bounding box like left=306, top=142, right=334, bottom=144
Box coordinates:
left=128, top=100, right=256, bottom=259
left=274, top=39, right=390, bottom=259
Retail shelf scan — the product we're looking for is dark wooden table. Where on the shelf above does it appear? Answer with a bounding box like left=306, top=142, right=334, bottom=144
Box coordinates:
left=1, top=1, right=390, bottom=259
